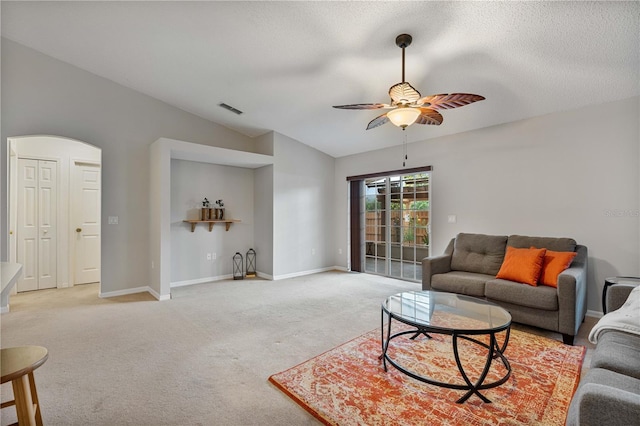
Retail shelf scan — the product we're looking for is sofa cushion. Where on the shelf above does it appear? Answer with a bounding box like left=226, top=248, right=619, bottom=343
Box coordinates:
left=590, top=330, right=640, bottom=380
left=507, top=235, right=576, bottom=252
left=431, top=271, right=493, bottom=297
left=485, top=278, right=558, bottom=310
left=450, top=233, right=507, bottom=276
left=496, top=246, right=546, bottom=286
left=538, top=249, right=577, bottom=287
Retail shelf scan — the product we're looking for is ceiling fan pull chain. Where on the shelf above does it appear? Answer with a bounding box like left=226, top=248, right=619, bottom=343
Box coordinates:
left=402, top=133, right=408, bottom=167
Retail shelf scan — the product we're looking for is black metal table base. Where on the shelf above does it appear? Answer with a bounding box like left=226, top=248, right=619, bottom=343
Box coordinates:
left=380, top=308, right=511, bottom=404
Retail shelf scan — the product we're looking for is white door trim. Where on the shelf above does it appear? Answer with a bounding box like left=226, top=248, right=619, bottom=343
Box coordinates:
left=7, top=135, right=102, bottom=295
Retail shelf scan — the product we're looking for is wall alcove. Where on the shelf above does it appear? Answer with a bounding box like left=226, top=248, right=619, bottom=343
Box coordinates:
left=149, top=138, right=273, bottom=300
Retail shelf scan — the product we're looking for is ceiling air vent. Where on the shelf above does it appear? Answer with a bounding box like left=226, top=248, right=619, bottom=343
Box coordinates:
left=218, top=103, right=243, bottom=115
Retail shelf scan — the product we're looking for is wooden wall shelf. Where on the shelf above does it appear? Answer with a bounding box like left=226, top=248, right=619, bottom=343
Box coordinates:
left=183, top=219, right=240, bottom=232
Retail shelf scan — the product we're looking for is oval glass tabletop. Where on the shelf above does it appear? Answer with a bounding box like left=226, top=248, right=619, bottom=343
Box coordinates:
left=382, top=291, right=511, bottom=334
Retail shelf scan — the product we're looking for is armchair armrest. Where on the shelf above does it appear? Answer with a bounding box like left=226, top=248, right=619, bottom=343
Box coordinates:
left=566, top=369, right=640, bottom=426
left=421, top=238, right=454, bottom=290
left=557, top=245, right=588, bottom=337
left=607, top=284, right=637, bottom=313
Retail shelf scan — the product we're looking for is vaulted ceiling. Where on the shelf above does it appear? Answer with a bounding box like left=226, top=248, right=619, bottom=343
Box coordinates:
left=2, top=1, right=638, bottom=158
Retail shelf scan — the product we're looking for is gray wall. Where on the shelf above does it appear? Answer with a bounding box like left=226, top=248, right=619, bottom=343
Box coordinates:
left=273, top=132, right=335, bottom=278
left=170, top=159, right=255, bottom=283
left=253, top=133, right=275, bottom=277
left=334, top=96, right=640, bottom=313
left=254, top=164, right=274, bottom=277
left=1, top=38, right=256, bottom=293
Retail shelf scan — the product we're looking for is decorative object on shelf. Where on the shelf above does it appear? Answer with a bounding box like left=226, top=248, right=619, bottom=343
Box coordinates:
left=201, top=198, right=211, bottom=220
left=215, top=199, right=225, bottom=220
left=233, top=252, right=244, bottom=280
left=246, top=248, right=256, bottom=278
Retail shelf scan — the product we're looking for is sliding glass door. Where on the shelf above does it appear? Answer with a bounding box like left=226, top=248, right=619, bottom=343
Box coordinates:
left=363, top=172, right=430, bottom=281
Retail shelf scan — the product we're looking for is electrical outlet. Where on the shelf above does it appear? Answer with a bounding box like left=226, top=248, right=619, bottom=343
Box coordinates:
left=311, top=248, right=316, bottom=255
left=212, top=253, right=217, bottom=260
left=338, top=248, right=342, bottom=254
left=206, top=253, right=212, bottom=260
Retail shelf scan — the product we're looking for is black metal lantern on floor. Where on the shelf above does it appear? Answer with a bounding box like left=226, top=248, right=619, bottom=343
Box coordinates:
left=246, top=248, right=256, bottom=278
left=233, top=252, right=244, bottom=280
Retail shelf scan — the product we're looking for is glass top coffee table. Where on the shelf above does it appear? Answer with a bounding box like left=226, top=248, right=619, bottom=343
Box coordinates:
left=381, top=290, right=512, bottom=403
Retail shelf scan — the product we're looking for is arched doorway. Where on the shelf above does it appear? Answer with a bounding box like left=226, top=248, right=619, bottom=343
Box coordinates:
left=8, top=135, right=102, bottom=294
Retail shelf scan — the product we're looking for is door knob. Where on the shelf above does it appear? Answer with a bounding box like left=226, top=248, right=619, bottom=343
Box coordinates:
left=43, top=230, right=48, bottom=234
left=76, top=228, right=82, bottom=233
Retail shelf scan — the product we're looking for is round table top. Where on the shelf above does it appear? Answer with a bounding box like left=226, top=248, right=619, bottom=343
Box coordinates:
left=382, top=291, right=511, bottom=334
left=1, top=346, right=48, bottom=384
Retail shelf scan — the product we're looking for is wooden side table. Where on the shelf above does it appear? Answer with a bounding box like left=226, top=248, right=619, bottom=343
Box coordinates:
left=1, top=346, right=48, bottom=426
left=602, top=277, right=640, bottom=314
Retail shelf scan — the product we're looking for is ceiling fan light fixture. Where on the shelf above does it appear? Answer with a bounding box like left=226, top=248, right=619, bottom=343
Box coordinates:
left=332, top=34, right=484, bottom=131
left=387, top=107, right=420, bottom=129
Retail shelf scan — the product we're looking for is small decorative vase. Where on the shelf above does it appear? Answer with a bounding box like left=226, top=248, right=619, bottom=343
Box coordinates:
left=201, top=208, right=208, bottom=220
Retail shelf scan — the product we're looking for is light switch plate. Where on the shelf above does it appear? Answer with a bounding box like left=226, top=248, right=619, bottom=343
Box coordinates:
left=108, top=216, right=119, bottom=225
left=447, top=215, right=457, bottom=223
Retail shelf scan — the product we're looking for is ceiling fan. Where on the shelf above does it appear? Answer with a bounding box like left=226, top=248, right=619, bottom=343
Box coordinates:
left=333, top=34, right=485, bottom=130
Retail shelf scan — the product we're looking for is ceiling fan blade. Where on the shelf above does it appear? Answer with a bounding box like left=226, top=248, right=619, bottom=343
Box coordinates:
left=333, top=103, right=390, bottom=110
left=366, top=112, right=390, bottom=130
left=388, top=82, right=421, bottom=105
left=416, top=93, right=485, bottom=110
left=415, top=108, right=443, bottom=125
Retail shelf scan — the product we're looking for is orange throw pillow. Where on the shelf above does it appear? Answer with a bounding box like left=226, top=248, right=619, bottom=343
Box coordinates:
left=496, top=247, right=547, bottom=286
left=537, top=249, right=577, bottom=288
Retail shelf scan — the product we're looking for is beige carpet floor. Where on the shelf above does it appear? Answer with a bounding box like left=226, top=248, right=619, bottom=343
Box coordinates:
left=0, top=271, right=596, bottom=425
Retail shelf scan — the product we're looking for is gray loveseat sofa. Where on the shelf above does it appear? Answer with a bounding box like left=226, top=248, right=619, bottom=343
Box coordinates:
left=566, top=284, right=640, bottom=425
left=422, top=233, right=588, bottom=344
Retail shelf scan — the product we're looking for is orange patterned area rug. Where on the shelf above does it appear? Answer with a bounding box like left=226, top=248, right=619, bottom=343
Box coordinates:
left=269, top=325, right=585, bottom=425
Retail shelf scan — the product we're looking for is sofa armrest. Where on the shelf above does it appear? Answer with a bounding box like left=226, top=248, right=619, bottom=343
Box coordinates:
left=557, top=245, right=588, bottom=337
left=566, top=382, right=640, bottom=426
left=421, top=238, right=454, bottom=290
left=607, top=284, right=637, bottom=313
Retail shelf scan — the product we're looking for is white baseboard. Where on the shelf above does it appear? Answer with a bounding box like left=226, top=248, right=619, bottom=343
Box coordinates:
left=256, top=271, right=273, bottom=280
left=170, top=274, right=233, bottom=288
left=169, top=268, right=347, bottom=285
left=586, top=309, right=603, bottom=319
left=148, top=286, right=170, bottom=301
left=98, top=268, right=352, bottom=301
left=100, top=285, right=171, bottom=301
left=100, top=286, right=152, bottom=299
left=273, top=266, right=340, bottom=281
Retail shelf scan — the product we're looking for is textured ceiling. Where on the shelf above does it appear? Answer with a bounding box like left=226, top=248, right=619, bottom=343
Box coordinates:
left=2, top=1, right=638, bottom=158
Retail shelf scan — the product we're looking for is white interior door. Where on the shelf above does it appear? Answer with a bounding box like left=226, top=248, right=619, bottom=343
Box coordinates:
left=73, top=162, right=101, bottom=285
left=17, top=159, right=57, bottom=292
